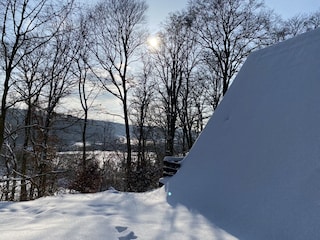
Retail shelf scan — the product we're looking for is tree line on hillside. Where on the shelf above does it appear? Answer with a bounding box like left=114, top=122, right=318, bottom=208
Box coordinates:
left=0, top=0, right=319, bottom=200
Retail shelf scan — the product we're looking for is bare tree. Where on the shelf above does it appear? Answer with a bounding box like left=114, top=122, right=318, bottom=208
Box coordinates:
left=88, top=0, right=148, bottom=190
left=151, top=11, right=200, bottom=156
left=190, top=0, right=272, bottom=108
left=283, top=14, right=309, bottom=38
left=281, top=11, right=320, bottom=39
left=0, top=0, right=74, bottom=200
left=129, top=54, right=158, bottom=191
left=74, top=13, right=94, bottom=170
left=308, top=11, right=320, bottom=29
left=14, top=43, right=48, bottom=200
left=175, top=17, right=202, bottom=153
left=0, top=0, right=74, bottom=154
left=70, top=12, right=103, bottom=193
left=130, top=55, right=154, bottom=170
left=34, top=19, right=77, bottom=197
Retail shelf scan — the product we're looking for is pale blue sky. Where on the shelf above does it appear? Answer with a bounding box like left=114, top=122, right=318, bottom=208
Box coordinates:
left=147, top=0, right=320, bottom=32
left=83, top=0, right=320, bottom=32
left=81, top=0, right=320, bottom=121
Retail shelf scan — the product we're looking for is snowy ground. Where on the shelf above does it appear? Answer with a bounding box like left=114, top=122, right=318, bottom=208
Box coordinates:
left=0, top=187, right=237, bottom=240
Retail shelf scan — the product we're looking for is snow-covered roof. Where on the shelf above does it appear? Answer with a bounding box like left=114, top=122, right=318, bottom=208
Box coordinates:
left=166, top=28, right=320, bottom=239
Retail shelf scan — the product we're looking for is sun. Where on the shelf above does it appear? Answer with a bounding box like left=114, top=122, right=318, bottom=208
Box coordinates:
left=147, top=35, right=160, bottom=50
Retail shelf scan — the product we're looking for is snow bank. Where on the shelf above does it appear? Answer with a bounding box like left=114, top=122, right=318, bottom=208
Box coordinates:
left=167, top=28, right=320, bottom=239
left=0, top=188, right=237, bottom=240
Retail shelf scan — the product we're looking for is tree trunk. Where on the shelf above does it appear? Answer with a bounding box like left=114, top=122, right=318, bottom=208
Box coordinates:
left=82, top=111, right=88, bottom=171
left=0, top=71, right=11, bottom=154
left=123, top=94, right=132, bottom=191
left=20, top=103, right=33, bottom=201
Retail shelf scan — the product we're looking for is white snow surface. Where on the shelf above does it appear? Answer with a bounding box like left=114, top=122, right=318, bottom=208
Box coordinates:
left=167, top=28, right=320, bottom=239
left=0, top=187, right=237, bottom=240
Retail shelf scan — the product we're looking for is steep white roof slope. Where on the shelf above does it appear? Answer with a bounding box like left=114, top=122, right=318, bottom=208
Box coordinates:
left=167, top=28, right=320, bottom=240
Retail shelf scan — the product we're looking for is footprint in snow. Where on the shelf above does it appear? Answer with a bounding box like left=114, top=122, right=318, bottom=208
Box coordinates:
left=115, top=226, right=128, bottom=233
left=115, top=226, right=138, bottom=240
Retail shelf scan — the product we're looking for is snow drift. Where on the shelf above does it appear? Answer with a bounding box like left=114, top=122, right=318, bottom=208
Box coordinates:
left=167, top=28, right=320, bottom=239
left=0, top=188, right=236, bottom=240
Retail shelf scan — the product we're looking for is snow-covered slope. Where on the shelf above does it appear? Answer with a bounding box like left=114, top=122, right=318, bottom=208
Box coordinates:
left=167, top=28, right=320, bottom=239
left=0, top=188, right=236, bottom=240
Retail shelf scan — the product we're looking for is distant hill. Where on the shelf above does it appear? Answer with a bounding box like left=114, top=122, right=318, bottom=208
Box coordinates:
left=6, top=108, right=126, bottom=151
left=52, top=113, right=126, bottom=150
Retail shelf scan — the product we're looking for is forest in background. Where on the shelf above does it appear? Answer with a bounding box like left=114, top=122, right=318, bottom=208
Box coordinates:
left=0, top=0, right=319, bottom=201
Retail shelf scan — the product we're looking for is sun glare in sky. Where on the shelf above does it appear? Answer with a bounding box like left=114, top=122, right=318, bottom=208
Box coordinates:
left=147, top=35, right=160, bottom=50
